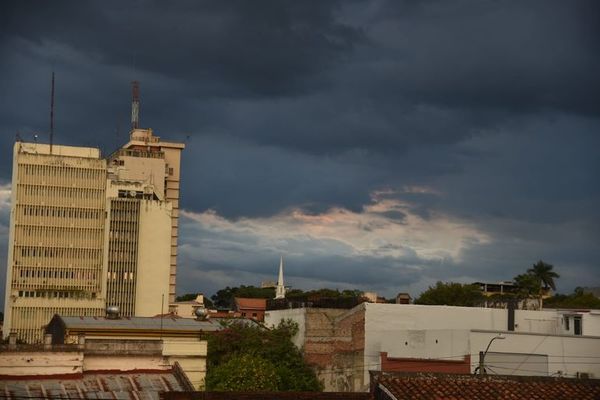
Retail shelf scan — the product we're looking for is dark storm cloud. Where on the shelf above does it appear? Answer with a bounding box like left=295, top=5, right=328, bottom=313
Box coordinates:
left=0, top=0, right=598, bottom=299
left=1, top=0, right=362, bottom=97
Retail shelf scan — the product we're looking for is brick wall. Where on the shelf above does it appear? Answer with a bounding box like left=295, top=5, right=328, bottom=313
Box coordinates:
left=380, top=352, right=471, bottom=374
left=302, top=306, right=367, bottom=392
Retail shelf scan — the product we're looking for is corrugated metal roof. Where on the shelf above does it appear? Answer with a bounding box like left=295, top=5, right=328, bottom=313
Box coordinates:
left=59, top=316, right=222, bottom=331
left=0, top=372, right=185, bottom=399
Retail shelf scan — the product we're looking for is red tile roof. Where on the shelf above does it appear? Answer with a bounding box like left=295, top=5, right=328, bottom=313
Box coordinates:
left=373, top=373, right=600, bottom=400
left=234, top=297, right=267, bottom=310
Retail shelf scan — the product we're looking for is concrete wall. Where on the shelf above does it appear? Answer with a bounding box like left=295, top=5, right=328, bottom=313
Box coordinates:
left=0, top=351, right=83, bottom=376
left=470, top=330, right=600, bottom=378
left=135, top=200, right=172, bottom=316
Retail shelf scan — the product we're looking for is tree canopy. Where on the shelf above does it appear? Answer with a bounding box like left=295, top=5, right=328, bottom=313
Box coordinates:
left=211, top=286, right=275, bottom=308
left=527, top=260, right=559, bottom=291
left=205, top=320, right=322, bottom=391
left=544, top=287, right=600, bottom=309
left=414, top=282, right=484, bottom=306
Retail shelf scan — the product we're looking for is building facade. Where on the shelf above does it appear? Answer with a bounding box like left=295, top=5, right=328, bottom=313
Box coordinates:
left=3, top=129, right=184, bottom=343
left=265, top=303, right=600, bottom=391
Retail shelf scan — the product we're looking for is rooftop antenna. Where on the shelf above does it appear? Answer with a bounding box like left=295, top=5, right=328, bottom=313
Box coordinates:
left=131, top=80, right=140, bottom=130
left=49, top=71, right=55, bottom=153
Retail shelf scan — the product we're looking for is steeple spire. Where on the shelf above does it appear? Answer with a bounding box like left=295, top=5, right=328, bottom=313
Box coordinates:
left=275, top=256, right=286, bottom=299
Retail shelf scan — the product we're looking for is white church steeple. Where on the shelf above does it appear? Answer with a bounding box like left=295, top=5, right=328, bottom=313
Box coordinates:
left=275, top=256, right=286, bottom=299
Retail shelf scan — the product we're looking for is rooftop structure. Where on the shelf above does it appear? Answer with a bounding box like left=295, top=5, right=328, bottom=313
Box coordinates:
left=0, top=371, right=190, bottom=400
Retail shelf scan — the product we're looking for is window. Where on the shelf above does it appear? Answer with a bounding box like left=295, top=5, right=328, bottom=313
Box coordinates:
left=574, top=316, right=582, bottom=336
left=564, top=315, right=570, bottom=331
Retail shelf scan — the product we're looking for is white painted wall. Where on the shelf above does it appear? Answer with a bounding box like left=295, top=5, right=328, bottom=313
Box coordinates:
left=362, top=303, right=579, bottom=386
left=470, top=330, right=600, bottom=378
left=380, top=329, right=470, bottom=360
left=264, top=308, right=307, bottom=349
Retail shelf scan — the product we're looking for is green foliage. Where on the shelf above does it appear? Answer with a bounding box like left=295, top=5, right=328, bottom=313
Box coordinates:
left=544, top=288, right=600, bottom=309
left=206, top=354, right=280, bottom=391
left=513, top=273, right=542, bottom=298
left=210, top=286, right=365, bottom=309
left=414, top=282, right=484, bottom=306
left=285, top=288, right=363, bottom=301
left=205, top=320, right=322, bottom=391
left=211, top=286, right=275, bottom=308
left=527, top=260, right=559, bottom=291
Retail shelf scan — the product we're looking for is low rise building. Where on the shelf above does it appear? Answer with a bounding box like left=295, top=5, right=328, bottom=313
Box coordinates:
left=234, top=298, right=267, bottom=322
left=43, top=313, right=220, bottom=389
left=265, top=303, right=600, bottom=391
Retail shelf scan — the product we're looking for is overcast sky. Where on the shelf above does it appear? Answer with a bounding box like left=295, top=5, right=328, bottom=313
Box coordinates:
left=1, top=0, right=599, bottom=302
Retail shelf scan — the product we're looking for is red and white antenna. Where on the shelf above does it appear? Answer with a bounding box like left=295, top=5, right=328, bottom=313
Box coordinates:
left=131, top=80, right=140, bottom=130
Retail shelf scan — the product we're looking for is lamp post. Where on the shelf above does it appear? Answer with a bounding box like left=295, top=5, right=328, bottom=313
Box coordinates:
left=478, top=334, right=506, bottom=375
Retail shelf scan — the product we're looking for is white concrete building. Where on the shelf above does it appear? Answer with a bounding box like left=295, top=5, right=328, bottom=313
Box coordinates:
left=265, top=303, right=600, bottom=391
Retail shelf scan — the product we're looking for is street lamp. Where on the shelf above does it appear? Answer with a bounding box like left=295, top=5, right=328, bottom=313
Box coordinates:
left=478, top=334, right=506, bottom=375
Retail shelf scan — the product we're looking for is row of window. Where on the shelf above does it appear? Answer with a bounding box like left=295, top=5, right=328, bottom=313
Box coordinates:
left=18, top=290, right=97, bottom=299
left=18, top=247, right=102, bottom=259
left=108, top=271, right=135, bottom=280
left=19, top=184, right=104, bottom=201
left=19, top=163, right=104, bottom=181
left=20, top=205, right=104, bottom=220
left=17, top=268, right=99, bottom=280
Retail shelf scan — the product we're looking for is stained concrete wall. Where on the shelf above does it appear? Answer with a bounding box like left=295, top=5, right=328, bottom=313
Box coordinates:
left=0, top=351, right=83, bottom=376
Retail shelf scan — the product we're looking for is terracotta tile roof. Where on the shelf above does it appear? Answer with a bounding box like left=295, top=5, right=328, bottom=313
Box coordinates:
left=234, top=297, right=267, bottom=310
left=374, top=373, right=600, bottom=400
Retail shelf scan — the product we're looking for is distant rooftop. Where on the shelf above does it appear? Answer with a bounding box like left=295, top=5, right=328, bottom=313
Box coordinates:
left=54, top=315, right=221, bottom=332
left=0, top=370, right=188, bottom=399
left=373, top=372, right=600, bottom=400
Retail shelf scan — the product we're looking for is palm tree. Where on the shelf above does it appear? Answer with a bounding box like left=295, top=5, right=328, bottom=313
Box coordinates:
left=527, top=260, right=559, bottom=291
left=527, top=260, right=559, bottom=309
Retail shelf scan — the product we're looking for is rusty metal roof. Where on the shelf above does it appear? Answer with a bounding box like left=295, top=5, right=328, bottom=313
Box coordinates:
left=57, top=315, right=222, bottom=332
left=0, top=371, right=185, bottom=399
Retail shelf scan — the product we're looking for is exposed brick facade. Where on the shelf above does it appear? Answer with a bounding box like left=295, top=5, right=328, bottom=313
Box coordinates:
left=302, top=306, right=367, bottom=392
left=380, top=352, right=471, bottom=374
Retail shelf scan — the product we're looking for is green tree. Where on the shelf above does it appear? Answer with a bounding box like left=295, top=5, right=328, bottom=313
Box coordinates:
left=206, top=354, right=280, bottom=391
left=211, top=286, right=275, bottom=309
left=527, top=260, right=559, bottom=291
left=513, top=273, right=542, bottom=299
left=205, top=320, right=322, bottom=391
left=544, top=288, right=600, bottom=309
left=414, top=282, right=484, bottom=307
